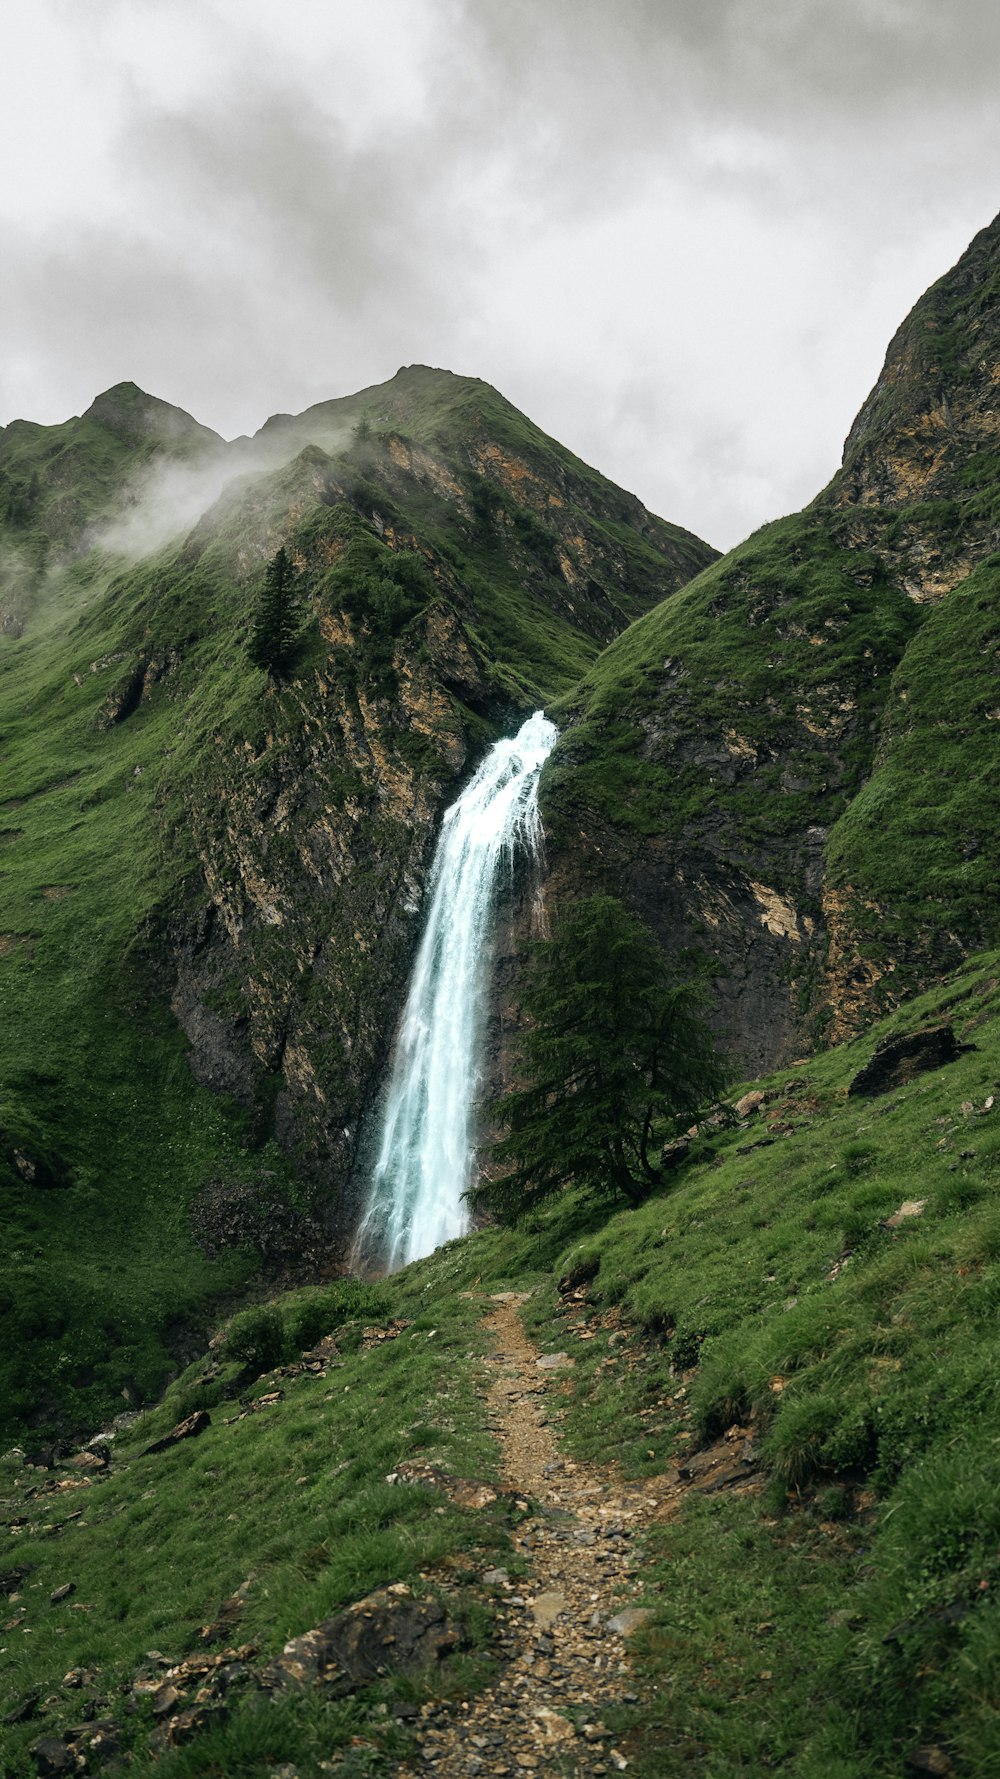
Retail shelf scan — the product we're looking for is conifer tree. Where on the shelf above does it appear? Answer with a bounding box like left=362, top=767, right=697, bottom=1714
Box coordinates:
left=474, top=894, right=725, bottom=1222
left=247, top=546, right=301, bottom=679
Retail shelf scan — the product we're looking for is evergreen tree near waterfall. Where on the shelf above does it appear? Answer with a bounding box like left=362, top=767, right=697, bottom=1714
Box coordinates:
left=475, top=894, right=726, bottom=1222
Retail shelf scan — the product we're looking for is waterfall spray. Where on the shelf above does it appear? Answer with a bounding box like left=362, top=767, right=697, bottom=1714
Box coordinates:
left=355, top=710, right=557, bottom=1271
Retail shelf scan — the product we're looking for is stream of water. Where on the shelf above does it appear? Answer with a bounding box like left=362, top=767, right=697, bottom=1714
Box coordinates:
left=354, top=710, right=557, bottom=1270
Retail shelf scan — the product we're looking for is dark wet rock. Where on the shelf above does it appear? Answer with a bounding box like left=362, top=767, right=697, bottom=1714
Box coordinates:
left=0, top=1562, right=33, bottom=1595
left=152, top=1703, right=229, bottom=1750
left=31, top=1720, right=119, bottom=1775
left=659, top=1133, right=693, bottom=1170
left=847, top=1024, right=969, bottom=1097
left=5, top=1689, right=42, bottom=1725
left=143, top=1409, right=211, bottom=1456
left=30, top=1739, right=78, bottom=1777
left=906, top=1748, right=953, bottom=1776
left=266, top=1586, right=462, bottom=1695
left=557, top=1256, right=600, bottom=1296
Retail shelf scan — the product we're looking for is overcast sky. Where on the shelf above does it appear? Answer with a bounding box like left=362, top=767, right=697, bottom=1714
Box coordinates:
left=2, top=0, right=998, bottom=549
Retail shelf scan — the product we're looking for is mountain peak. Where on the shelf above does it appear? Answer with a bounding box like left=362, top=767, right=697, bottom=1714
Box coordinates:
left=83, top=382, right=223, bottom=454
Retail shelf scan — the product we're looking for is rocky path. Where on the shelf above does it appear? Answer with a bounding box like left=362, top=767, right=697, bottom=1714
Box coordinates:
left=400, top=1292, right=670, bottom=1777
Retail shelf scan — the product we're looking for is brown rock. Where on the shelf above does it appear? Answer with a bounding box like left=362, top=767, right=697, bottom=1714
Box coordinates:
left=883, top=1199, right=927, bottom=1229
left=906, top=1749, right=952, bottom=1776
left=143, top=1410, right=211, bottom=1456
left=155, top=1704, right=228, bottom=1748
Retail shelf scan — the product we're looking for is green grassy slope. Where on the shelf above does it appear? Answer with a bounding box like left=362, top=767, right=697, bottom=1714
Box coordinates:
left=825, top=553, right=1000, bottom=971
left=3, top=957, right=999, bottom=1776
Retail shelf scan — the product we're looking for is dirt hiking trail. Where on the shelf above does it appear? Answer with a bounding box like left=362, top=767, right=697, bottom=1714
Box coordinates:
left=398, top=1291, right=679, bottom=1777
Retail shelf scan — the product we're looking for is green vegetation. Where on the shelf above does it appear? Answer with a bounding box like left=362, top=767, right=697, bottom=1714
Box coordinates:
left=507, top=954, right=1000, bottom=1776
left=246, top=546, right=303, bottom=678
left=543, top=508, right=920, bottom=858
left=477, top=893, right=725, bottom=1218
left=826, top=553, right=1000, bottom=970
left=0, top=1275, right=510, bottom=1778
left=4, top=954, right=1000, bottom=1776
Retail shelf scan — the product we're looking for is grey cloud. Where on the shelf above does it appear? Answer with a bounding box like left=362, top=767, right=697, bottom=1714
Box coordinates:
left=1, top=0, right=998, bottom=549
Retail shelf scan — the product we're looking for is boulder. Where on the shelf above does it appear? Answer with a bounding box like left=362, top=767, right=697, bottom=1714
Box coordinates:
left=143, top=1410, right=211, bottom=1456
left=0, top=1563, right=33, bottom=1595
left=31, top=1721, right=119, bottom=1776
left=847, top=1024, right=968, bottom=1098
left=267, top=1586, right=461, bottom=1695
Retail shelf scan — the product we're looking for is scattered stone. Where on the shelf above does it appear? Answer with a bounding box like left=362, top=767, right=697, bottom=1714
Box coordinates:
left=847, top=1024, right=969, bottom=1098
left=360, top=1318, right=412, bottom=1349
left=734, top=1090, right=766, bottom=1118
left=529, top=1591, right=566, bottom=1627
left=143, top=1410, right=211, bottom=1457
left=201, top=1576, right=254, bottom=1643
left=153, top=1703, right=228, bottom=1749
left=535, top=1353, right=572, bottom=1371
left=606, top=1608, right=653, bottom=1637
left=49, top=1583, right=75, bottom=1605
left=906, top=1748, right=953, bottom=1776
left=30, top=1738, right=77, bottom=1776
left=883, top=1199, right=928, bottom=1229
left=384, top=1461, right=497, bottom=1509
left=482, top=1568, right=509, bottom=1585
left=659, top=1134, right=692, bottom=1169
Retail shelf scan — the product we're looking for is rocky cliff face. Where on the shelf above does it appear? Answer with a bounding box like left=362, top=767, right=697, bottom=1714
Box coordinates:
left=543, top=210, right=1000, bottom=1068
left=157, top=373, right=718, bottom=1218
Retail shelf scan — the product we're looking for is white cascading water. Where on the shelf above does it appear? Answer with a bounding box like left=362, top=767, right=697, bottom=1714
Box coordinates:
left=355, top=710, right=558, bottom=1271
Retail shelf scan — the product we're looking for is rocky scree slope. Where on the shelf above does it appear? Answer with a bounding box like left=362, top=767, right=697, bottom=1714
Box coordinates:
left=0, top=366, right=715, bottom=1438
left=542, top=209, right=1000, bottom=1072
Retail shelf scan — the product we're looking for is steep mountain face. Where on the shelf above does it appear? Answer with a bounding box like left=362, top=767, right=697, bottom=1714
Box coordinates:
left=0, top=365, right=715, bottom=1434
left=543, top=211, right=1000, bottom=1068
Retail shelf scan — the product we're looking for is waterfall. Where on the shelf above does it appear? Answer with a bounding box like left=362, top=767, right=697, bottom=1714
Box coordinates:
left=355, top=710, right=558, bottom=1271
